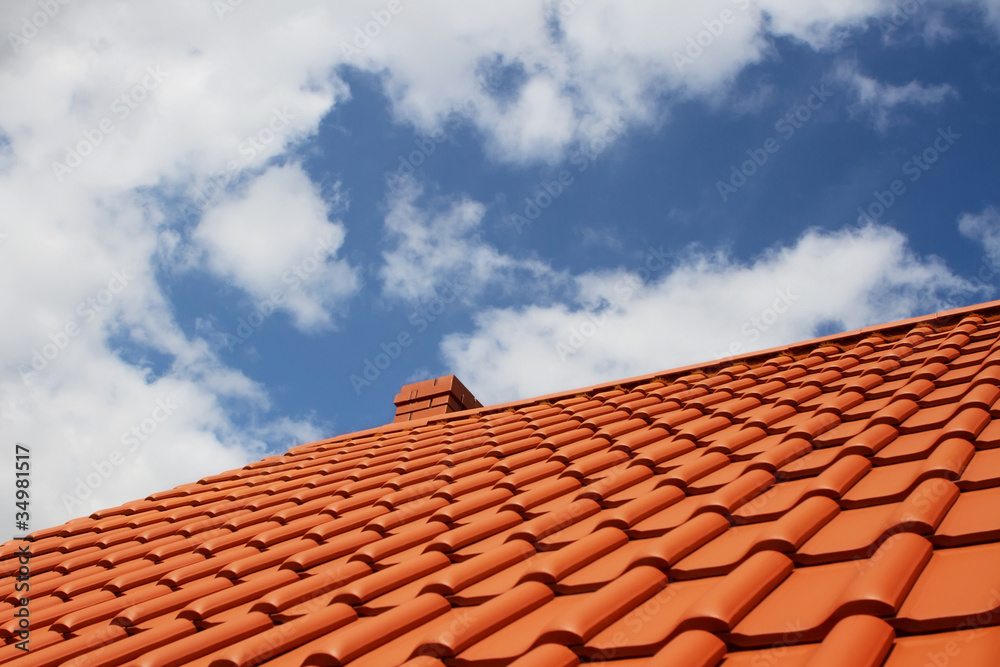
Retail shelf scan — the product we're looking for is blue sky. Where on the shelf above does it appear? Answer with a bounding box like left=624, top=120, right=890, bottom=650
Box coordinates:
left=3, top=1, right=1000, bottom=530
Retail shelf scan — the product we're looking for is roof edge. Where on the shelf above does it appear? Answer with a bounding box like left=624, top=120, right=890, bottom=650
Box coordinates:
left=310, top=299, right=1000, bottom=445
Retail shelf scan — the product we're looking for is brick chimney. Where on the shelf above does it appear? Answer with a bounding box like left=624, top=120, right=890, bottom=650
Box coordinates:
left=393, top=375, right=482, bottom=422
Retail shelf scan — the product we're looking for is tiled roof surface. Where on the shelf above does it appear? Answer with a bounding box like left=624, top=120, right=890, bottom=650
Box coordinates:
left=5, top=306, right=1000, bottom=666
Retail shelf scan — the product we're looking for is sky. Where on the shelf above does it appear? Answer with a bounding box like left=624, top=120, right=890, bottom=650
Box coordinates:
left=2, top=0, right=1000, bottom=532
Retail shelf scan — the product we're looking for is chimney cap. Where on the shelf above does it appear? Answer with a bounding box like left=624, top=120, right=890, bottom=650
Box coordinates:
left=393, top=374, right=482, bottom=422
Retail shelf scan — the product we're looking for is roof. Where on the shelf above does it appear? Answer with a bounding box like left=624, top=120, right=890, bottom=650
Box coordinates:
left=4, top=301, right=1000, bottom=666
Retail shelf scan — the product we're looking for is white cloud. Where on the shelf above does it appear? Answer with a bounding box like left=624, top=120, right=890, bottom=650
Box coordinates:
left=360, top=0, right=771, bottom=162
left=338, top=0, right=999, bottom=162
left=0, top=172, right=322, bottom=529
left=975, top=0, right=1000, bottom=30
left=380, top=176, right=560, bottom=302
left=755, top=0, right=894, bottom=46
left=0, top=1, right=354, bottom=531
left=194, top=164, right=359, bottom=331
left=958, top=206, right=1000, bottom=273
left=441, top=225, right=977, bottom=404
left=917, top=10, right=957, bottom=43
left=834, top=60, right=956, bottom=131
left=7, top=347, right=262, bottom=522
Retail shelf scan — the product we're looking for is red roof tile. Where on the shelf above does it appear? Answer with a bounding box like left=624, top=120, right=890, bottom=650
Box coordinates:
left=6, top=302, right=1000, bottom=665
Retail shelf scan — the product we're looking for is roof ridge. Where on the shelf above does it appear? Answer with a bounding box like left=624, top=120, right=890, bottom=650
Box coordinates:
left=303, top=301, right=1000, bottom=448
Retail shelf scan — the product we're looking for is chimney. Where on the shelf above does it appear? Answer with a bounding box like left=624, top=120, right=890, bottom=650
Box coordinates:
left=393, top=375, right=482, bottom=422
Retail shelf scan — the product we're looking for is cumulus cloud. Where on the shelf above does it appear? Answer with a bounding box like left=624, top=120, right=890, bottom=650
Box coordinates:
left=0, top=0, right=354, bottom=531
left=441, top=225, right=977, bottom=404
left=380, top=176, right=560, bottom=302
left=958, top=207, right=1000, bottom=289
left=194, top=164, right=359, bottom=331
left=352, top=0, right=770, bottom=163
left=755, top=0, right=894, bottom=46
left=0, top=172, right=321, bottom=527
left=834, top=60, right=956, bottom=131
left=335, top=0, right=995, bottom=161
